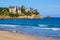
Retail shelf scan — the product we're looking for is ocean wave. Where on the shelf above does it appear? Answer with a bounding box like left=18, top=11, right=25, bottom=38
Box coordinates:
left=38, top=24, right=48, bottom=27
left=40, top=28, right=60, bottom=31
left=38, top=24, right=60, bottom=28
left=33, top=27, right=60, bottom=31
left=0, top=24, right=19, bottom=27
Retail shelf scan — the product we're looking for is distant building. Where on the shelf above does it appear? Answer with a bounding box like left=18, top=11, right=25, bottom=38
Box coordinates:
left=17, top=8, right=21, bottom=15
left=9, top=6, right=17, bottom=13
left=25, top=8, right=28, bottom=12
left=21, top=6, right=28, bottom=12
left=30, top=8, right=35, bottom=13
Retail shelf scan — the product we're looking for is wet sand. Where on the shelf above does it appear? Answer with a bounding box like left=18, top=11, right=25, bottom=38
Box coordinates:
left=0, top=30, right=57, bottom=40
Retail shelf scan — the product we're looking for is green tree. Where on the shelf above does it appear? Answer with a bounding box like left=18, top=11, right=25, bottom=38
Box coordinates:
left=0, top=8, right=3, bottom=11
left=34, top=9, right=39, bottom=15
left=27, top=11, right=31, bottom=16
left=0, top=11, right=4, bottom=15
left=9, top=13, right=19, bottom=17
left=21, top=6, right=28, bottom=16
left=0, top=8, right=9, bottom=12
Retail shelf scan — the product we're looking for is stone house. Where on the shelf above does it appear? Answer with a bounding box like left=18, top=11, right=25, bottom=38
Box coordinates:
left=17, top=8, right=21, bottom=15
left=9, top=6, right=17, bottom=13
left=9, top=6, right=22, bottom=15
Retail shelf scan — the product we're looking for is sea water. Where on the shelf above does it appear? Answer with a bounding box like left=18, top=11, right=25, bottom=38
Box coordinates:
left=0, top=17, right=60, bottom=38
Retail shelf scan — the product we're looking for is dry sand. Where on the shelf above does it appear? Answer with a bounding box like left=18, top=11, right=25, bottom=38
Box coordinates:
left=0, top=30, right=58, bottom=40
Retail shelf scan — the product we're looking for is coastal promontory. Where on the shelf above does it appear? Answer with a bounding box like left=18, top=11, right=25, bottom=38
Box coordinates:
left=0, top=6, right=43, bottom=19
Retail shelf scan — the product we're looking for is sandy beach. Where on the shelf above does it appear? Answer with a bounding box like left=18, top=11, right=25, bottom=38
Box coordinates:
left=0, top=30, right=57, bottom=40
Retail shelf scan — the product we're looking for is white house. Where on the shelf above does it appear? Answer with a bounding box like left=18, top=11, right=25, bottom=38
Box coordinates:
left=9, top=6, right=17, bottom=13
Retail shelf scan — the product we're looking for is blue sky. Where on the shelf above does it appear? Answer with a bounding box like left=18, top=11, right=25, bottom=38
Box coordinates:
left=0, top=0, right=60, bottom=17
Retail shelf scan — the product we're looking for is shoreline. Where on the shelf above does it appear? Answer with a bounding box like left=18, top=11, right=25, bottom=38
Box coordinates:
left=0, top=30, right=57, bottom=40
left=0, top=18, right=43, bottom=20
left=0, top=15, right=43, bottom=20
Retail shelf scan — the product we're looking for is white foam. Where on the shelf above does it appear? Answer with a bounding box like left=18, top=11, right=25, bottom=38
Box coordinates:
left=40, top=28, right=60, bottom=30
left=52, top=28, right=60, bottom=30
left=33, top=27, right=60, bottom=31
left=38, top=24, right=48, bottom=27
left=0, top=24, right=19, bottom=27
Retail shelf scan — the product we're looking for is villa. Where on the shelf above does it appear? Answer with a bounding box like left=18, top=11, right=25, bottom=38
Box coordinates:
left=9, top=6, right=17, bottom=13
left=9, top=6, right=22, bottom=15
